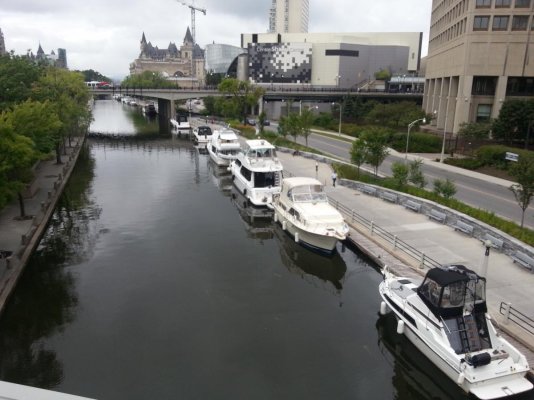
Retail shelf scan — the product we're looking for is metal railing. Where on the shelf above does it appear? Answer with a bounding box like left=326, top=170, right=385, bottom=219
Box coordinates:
left=499, top=302, right=534, bottom=336
left=328, top=197, right=442, bottom=270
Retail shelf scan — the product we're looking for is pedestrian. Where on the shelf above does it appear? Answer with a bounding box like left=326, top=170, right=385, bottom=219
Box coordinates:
left=315, top=162, right=319, bottom=178
left=331, top=171, right=337, bottom=187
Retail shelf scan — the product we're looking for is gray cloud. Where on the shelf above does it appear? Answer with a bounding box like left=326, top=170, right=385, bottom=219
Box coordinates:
left=0, top=0, right=430, bottom=79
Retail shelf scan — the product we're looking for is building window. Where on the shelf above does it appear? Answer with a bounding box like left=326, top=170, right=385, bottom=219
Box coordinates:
left=495, top=0, right=511, bottom=6
left=472, top=76, right=497, bottom=95
left=506, top=77, right=534, bottom=95
left=492, top=15, right=510, bottom=30
left=476, top=105, right=492, bottom=122
left=515, top=0, right=530, bottom=6
left=474, top=16, right=490, bottom=30
left=476, top=0, right=491, bottom=7
left=512, top=15, right=529, bottom=30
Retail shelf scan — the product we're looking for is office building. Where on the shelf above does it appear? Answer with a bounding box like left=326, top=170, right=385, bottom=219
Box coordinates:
left=268, top=0, right=309, bottom=33
left=423, top=0, right=534, bottom=134
left=205, top=43, right=245, bottom=74
left=242, top=32, right=422, bottom=88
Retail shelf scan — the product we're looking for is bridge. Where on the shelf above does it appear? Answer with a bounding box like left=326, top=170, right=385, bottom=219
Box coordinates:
left=90, top=87, right=423, bottom=119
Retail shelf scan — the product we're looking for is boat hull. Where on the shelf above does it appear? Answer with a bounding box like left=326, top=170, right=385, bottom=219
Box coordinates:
left=274, top=208, right=338, bottom=254
left=379, top=283, right=533, bottom=399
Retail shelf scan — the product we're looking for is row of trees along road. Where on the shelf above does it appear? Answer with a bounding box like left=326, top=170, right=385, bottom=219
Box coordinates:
left=0, top=54, right=92, bottom=217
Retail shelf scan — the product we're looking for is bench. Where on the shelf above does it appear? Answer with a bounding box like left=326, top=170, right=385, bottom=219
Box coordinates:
left=404, top=200, right=422, bottom=213
left=380, top=192, right=397, bottom=203
left=428, top=209, right=446, bottom=223
left=361, top=185, right=377, bottom=196
left=453, top=220, right=474, bottom=236
left=480, top=233, right=504, bottom=250
left=511, top=251, right=534, bottom=272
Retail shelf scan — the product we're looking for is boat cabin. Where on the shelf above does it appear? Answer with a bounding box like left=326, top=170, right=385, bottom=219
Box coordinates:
left=285, top=181, right=328, bottom=203
left=417, top=265, right=491, bottom=355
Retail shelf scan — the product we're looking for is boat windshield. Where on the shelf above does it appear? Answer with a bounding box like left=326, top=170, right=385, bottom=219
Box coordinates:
left=247, top=147, right=276, bottom=158
left=290, top=185, right=327, bottom=203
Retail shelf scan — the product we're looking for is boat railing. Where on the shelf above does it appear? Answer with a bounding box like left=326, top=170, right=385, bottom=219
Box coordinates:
left=499, top=302, right=534, bottom=335
left=328, top=196, right=442, bottom=270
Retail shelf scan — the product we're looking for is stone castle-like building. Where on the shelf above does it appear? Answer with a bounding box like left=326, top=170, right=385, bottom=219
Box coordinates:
left=129, top=27, right=205, bottom=85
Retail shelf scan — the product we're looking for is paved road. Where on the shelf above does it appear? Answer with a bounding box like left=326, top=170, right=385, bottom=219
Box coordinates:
left=267, top=123, right=534, bottom=230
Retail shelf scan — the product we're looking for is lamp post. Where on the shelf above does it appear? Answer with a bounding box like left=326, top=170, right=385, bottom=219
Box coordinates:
left=336, top=75, right=341, bottom=88
left=405, top=117, right=426, bottom=162
left=332, top=101, right=342, bottom=136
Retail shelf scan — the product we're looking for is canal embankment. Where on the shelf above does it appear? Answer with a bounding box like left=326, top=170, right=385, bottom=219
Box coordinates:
left=0, top=137, right=85, bottom=315
left=276, top=149, right=534, bottom=374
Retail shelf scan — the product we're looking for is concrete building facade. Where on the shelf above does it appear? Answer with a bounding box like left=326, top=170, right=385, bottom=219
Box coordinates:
left=242, top=32, right=422, bottom=88
left=423, top=0, right=534, bottom=134
left=268, top=0, right=309, bottom=33
left=204, top=43, right=245, bottom=74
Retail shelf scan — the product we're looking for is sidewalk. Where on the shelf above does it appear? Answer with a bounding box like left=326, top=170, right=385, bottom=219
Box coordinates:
left=276, top=150, right=534, bottom=368
left=0, top=138, right=84, bottom=314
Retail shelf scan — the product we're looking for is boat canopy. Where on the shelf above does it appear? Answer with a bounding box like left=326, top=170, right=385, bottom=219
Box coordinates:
left=417, top=264, right=487, bottom=318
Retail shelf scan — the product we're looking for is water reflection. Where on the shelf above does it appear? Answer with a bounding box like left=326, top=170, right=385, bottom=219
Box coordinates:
left=274, top=224, right=347, bottom=293
left=376, top=313, right=469, bottom=400
left=0, top=145, right=98, bottom=389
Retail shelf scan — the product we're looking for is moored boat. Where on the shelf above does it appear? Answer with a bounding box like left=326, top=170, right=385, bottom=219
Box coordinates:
left=229, top=139, right=283, bottom=208
left=193, top=125, right=213, bottom=147
left=379, top=264, right=533, bottom=399
left=272, top=177, right=349, bottom=254
left=207, top=128, right=240, bottom=166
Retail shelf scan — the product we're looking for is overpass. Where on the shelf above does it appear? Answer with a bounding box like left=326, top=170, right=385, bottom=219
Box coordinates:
left=90, top=87, right=423, bottom=119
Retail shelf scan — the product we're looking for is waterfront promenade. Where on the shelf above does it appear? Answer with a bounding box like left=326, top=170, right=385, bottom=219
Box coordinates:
left=0, top=138, right=84, bottom=315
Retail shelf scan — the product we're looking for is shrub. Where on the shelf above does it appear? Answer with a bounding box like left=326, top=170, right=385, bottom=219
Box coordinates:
left=475, top=145, right=510, bottom=169
left=444, top=158, right=484, bottom=170
left=389, top=131, right=442, bottom=153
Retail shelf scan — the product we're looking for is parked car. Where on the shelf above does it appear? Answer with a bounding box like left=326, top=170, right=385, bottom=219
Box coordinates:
left=262, top=119, right=271, bottom=126
left=247, top=118, right=256, bottom=126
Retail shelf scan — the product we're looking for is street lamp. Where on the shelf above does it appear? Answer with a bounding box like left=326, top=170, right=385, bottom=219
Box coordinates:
left=332, top=102, right=342, bottom=136
left=336, top=75, right=341, bottom=88
left=405, top=117, right=426, bottom=162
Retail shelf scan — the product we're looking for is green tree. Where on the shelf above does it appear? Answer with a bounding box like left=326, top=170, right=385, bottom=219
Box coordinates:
left=203, top=96, right=217, bottom=116
left=492, top=99, right=534, bottom=144
left=350, top=139, right=368, bottom=177
left=509, top=156, right=534, bottom=228
left=0, top=116, right=37, bottom=217
left=361, top=128, right=390, bottom=176
left=218, top=78, right=265, bottom=124
left=77, top=69, right=112, bottom=84
left=258, top=111, right=266, bottom=134
left=374, top=68, right=391, bottom=80
left=32, top=68, right=92, bottom=163
left=299, top=107, right=315, bottom=146
left=391, top=162, right=409, bottom=188
left=7, top=100, right=62, bottom=155
left=121, top=71, right=176, bottom=89
left=365, top=101, right=425, bottom=129
left=0, top=54, right=42, bottom=112
left=286, top=113, right=302, bottom=142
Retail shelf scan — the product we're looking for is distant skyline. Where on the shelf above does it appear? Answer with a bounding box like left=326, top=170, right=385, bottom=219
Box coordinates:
left=0, top=0, right=431, bottom=79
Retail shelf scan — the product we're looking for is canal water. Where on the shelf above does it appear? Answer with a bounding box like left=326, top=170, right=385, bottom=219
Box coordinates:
left=0, top=100, right=531, bottom=400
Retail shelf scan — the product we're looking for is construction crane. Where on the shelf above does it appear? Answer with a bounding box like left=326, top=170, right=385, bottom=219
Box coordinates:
left=178, top=1, right=207, bottom=45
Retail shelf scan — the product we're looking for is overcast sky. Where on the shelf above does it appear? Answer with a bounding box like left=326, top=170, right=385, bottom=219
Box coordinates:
left=1, top=0, right=431, bottom=80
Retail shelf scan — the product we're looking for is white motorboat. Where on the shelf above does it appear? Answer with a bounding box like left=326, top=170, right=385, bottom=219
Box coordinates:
left=207, top=128, right=240, bottom=166
left=170, top=118, right=191, bottom=136
left=229, top=139, right=283, bottom=208
left=272, top=177, right=349, bottom=254
left=193, top=125, right=213, bottom=147
left=379, top=264, right=533, bottom=399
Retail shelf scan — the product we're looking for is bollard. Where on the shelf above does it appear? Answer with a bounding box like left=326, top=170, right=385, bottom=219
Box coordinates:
left=504, top=302, right=512, bottom=324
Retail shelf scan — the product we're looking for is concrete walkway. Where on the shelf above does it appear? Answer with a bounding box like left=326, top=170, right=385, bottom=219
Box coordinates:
left=276, top=150, right=534, bottom=367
